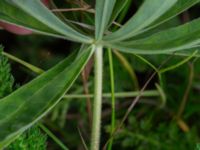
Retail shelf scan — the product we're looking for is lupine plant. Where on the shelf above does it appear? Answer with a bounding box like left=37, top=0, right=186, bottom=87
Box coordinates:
left=0, top=0, right=200, bottom=149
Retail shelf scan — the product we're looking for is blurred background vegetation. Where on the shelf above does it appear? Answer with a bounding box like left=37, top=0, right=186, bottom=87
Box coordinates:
left=1, top=0, right=200, bottom=149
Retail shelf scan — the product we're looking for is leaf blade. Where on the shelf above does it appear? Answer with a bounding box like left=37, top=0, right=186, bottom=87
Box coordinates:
left=0, top=1, right=66, bottom=39
left=108, top=0, right=130, bottom=27
left=151, top=0, right=200, bottom=28
left=135, top=0, right=200, bottom=37
left=95, top=0, right=116, bottom=40
left=105, top=18, right=200, bottom=54
left=104, top=0, right=177, bottom=42
left=0, top=46, right=94, bottom=148
left=1, top=0, right=92, bottom=43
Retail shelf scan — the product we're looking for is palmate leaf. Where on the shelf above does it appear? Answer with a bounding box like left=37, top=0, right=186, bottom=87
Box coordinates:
left=0, top=0, right=92, bottom=43
left=103, top=0, right=177, bottom=42
left=95, top=0, right=116, bottom=40
left=105, top=18, right=200, bottom=54
left=0, top=46, right=94, bottom=148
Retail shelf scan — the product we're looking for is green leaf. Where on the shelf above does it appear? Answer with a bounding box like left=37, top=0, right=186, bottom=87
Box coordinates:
left=167, top=48, right=200, bottom=57
left=108, top=0, right=130, bottom=27
left=1, top=0, right=92, bottom=43
left=104, top=0, right=177, bottom=42
left=150, top=0, right=200, bottom=29
left=105, top=18, right=200, bottom=54
left=0, top=46, right=94, bottom=148
left=95, top=0, right=116, bottom=40
left=0, top=1, right=66, bottom=39
left=135, top=0, right=200, bottom=36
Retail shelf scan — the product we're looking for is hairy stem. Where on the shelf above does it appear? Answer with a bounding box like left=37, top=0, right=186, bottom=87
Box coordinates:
left=90, top=45, right=103, bottom=150
left=63, top=90, right=160, bottom=99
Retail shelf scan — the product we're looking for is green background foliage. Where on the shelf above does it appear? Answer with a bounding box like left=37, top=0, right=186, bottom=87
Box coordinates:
left=0, top=0, right=200, bottom=149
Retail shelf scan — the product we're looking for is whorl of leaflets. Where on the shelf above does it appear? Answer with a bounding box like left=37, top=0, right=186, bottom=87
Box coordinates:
left=0, top=0, right=49, bottom=35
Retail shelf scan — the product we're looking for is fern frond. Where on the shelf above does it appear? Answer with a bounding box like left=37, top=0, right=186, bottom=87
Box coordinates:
left=0, top=45, right=14, bottom=97
left=8, top=126, right=47, bottom=150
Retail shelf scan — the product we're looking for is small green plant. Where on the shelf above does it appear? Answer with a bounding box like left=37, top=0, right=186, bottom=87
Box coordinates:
left=0, top=0, right=200, bottom=149
left=114, top=115, right=199, bottom=150
left=0, top=46, right=14, bottom=98
left=8, top=126, right=47, bottom=150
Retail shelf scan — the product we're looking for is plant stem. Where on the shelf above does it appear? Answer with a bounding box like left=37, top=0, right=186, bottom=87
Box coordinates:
left=39, top=123, right=69, bottom=150
left=160, top=50, right=197, bottom=74
left=90, top=45, right=103, bottom=150
left=63, top=90, right=160, bottom=99
left=176, top=63, right=194, bottom=119
left=114, top=50, right=139, bottom=90
left=107, top=48, right=115, bottom=150
left=3, top=52, right=44, bottom=74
